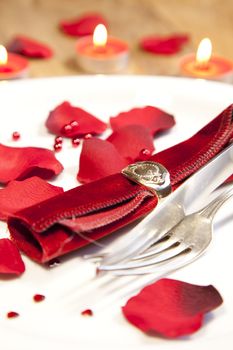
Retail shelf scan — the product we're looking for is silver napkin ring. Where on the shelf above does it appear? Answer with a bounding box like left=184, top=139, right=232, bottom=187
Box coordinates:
left=121, top=161, right=172, bottom=199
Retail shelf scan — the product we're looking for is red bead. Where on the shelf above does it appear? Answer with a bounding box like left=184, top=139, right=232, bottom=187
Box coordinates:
left=33, top=294, right=46, bottom=302
left=55, top=136, right=63, bottom=144
left=70, top=120, right=79, bottom=129
left=54, top=143, right=62, bottom=152
left=81, top=309, right=93, bottom=316
left=12, top=131, right=20, bottom=141
left=84, top=133, right=93, bottom=139
left=62, top=124, right=73, bottom=136
left=72, top=137, right=81, bottom=147
left=7, top=311, right=19, bottom=318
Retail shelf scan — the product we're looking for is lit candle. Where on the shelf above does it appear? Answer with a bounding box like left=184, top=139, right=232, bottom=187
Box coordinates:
left=75, top=24, right=129, bottom=73
left=0, top=45, right=29, bottom=80
left=180, top=38, right=233, bottom=83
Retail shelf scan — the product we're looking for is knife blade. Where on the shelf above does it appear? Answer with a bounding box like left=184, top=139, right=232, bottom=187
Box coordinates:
left=99, top=142, right=233, bottom=268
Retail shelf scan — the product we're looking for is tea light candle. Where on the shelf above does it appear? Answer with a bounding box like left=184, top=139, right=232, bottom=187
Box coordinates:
left=0, top=45, right=29, bottom=80
left=180, top=38, right=233, bottom=83
left=75, top=24, right=129, bottom=73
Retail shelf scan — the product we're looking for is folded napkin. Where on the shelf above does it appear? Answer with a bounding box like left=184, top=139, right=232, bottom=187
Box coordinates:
left=8, top=105, right=233, bottom=263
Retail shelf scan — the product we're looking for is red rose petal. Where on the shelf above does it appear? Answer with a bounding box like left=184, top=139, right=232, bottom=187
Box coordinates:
left=7, top=35, right=53, bottom=59
left=0, top=177, right=64, bottom=221
left=107, top=125, right=155, bottom=162
left=59, top=13, right=108, bottom=37
left=140, top=34, right=189, bottom=55
left=77, top=138, right=128, bottom=183
left=46, top=101, right=107, bottom=138
left=0, top=143, right=63, bottom=184
left=110, top=106, right=175, bottom=136
left=0, top=238, right=25, bottom=275
left=122, top=278, right=223, bottom=338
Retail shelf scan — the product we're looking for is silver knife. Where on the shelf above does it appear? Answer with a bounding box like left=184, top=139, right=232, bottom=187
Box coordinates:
left=99, top=142, right=233, bottom=268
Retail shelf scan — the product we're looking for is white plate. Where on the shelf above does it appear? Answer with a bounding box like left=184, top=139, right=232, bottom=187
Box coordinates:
left=0, top=75, right=233, bottom=350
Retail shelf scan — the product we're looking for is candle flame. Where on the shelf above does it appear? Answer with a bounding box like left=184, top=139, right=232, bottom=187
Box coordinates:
left=93, top=24, right=107, bottom=47
left=196, top=38, right=212, bottom=67
left=0, top=45, right=8, bottom=65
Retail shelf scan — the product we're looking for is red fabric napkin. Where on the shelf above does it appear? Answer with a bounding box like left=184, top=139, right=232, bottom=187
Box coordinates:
left=8, top=105, right=233, bottom=263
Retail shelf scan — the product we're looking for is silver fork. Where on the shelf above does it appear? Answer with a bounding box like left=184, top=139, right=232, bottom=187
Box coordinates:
left=98, top=186, right=233, bottom=275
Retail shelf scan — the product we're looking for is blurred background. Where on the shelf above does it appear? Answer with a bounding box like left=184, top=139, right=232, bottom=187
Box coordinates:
left=0, top=0, right=232, bottom=77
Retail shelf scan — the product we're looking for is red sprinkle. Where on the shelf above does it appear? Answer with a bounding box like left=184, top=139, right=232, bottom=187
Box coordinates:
left=12, top=131, right=21, bottom=141
left=54, top=143, right=62, bottom=152
left=33, top=294, right=46, bottom=302
left=7, top=311, right=19, bottom=318
left=55, top=136, right=63, bottom=144
left=84, top=133, right=93, bottom=139
left=81, top=309, right=93, bottom=316
left=72, top=137, right=81, bottom=147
